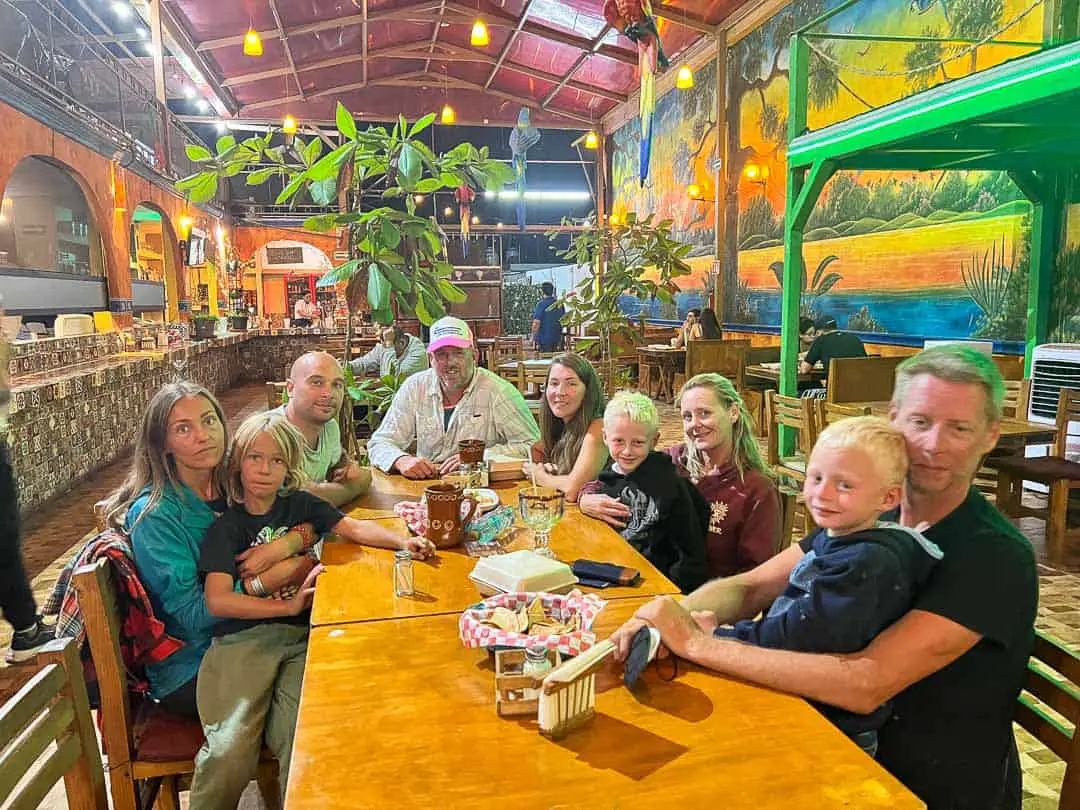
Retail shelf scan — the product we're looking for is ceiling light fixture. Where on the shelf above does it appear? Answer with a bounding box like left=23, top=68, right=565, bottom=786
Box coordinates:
left=584, top=131, right=599, bottom=149
left=183, top=85, right=196, bottom=99
left=470, top=19, right=490, bottom=47
left=471, top=215, right=480, bottom=225
left=196, top=99, right=209, bottom=112
left=243, top=28, right=263, bottom=57
left=215, top=121, right=228, bottom=133
left=440, top=104, right=456, bottom=124
left=676, top=65, right=694, bottom=90
left=112, top=2, right=132, bottom=20
left=443, top=206, right=454, bottom=217
left=282, top=114, right=298, bottom=135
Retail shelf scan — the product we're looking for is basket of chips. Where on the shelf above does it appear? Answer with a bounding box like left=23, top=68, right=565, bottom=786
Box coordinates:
left=459, top=590, right=606, bottom=657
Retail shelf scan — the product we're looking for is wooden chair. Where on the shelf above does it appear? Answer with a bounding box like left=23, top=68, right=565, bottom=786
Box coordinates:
left=974, top=379, right=1032, bottom=497
left=826, top=356, right=905, bottom=404
left=73, top=559, right=281, bottom=810
left=1002, top=379, right=1032, bottom=420
left=777, top=487, right=817, bottom=554
left=490, top=336, right=524, bottom=370
left=743, top=347, right=782, bottom=437
left=987, top=388, right=1080, bottom=563
left=816, top=401, right=872, bottom=429
left=674, top=339, right=751, bottom=393
left=1014, top=630, right=1080, bottom=808
left=766, top=390, right=819, bottom=485
left=521, top=363, right=550, bottom=399
left=0, top=637, right=108, bottom=810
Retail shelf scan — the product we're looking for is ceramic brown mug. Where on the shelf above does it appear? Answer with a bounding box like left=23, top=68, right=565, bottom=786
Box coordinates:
left=458, top=439, right=485, bottom=465
left=424, top=483, right=478, bottom=548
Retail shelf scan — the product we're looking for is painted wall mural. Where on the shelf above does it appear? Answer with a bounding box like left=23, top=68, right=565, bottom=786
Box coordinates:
left=724, top=0, right=1044, bottom=342
left=1050, top=203, right=1080, bottom=343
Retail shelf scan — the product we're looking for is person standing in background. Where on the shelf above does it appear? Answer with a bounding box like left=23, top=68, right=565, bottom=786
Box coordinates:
left=292, top=294, right=320, bottom=328
left=0, top=297, right=54, bottom=662
left=531, top=282, right=565, bottom=353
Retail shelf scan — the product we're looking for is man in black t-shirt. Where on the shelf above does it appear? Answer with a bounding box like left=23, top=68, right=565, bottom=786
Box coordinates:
left=612, top=345, right=1036, bottom=810
left=799, top=315, right=866, bottom=375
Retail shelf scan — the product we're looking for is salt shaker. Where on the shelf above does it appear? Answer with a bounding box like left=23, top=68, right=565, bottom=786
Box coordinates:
left=393, top=549, right=414, bottom=597
left=522, top=644, right=553, bottom=700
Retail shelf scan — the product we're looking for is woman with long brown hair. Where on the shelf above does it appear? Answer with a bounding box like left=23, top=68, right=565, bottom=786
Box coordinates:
left=523, top=352, right=608, bottom=502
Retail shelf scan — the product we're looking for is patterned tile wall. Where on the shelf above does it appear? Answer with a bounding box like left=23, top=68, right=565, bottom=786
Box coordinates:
left=7, top=330, right=338, bottom=513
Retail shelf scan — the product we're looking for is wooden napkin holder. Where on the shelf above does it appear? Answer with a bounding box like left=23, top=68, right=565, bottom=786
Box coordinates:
left=493, top=648, right=561, bottom=717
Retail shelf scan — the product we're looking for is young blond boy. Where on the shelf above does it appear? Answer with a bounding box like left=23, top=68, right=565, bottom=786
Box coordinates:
left=714, top=416, right=942, bottom=754
left=580, top=392, right=708, bottom=593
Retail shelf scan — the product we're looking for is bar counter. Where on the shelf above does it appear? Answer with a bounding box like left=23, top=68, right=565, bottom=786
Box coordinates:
left=8, top=328, right=346, bottom=514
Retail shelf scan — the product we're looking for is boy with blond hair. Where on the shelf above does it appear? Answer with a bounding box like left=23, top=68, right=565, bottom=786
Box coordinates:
left=714, top=416, right=942, bottom=754
left=580, top=391, right=708, bottom=593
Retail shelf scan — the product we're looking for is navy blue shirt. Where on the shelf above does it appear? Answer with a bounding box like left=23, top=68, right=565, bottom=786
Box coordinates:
left=532, top=296, right=564, bottom=349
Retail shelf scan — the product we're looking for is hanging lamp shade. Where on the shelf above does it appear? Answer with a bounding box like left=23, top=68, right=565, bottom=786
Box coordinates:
left=441, top=104, right=456, bottom=124
left=584, top=131, right=599, bottom=149
left=243, top=28, right=263, bottom=57
left=470, top=19, right=490, bottom=46
left=676, top=66, right=694, bottom=89
left=282, top=114, right=298, bottom=134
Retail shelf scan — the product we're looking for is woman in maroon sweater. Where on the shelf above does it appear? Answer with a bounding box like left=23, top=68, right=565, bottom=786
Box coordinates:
left=666, top=373, right=780, bottom=578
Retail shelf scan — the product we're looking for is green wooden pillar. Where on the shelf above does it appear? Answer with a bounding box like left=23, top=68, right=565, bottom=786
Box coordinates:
left=1010, top=170, right=1062, bottom=374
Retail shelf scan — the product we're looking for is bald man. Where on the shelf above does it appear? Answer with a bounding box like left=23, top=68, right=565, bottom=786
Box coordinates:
left=274, top=351, right=370, bottom=507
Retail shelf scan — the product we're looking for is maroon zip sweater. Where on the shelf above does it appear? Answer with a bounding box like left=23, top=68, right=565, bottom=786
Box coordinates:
left=664, top=444, right=781, bottom=579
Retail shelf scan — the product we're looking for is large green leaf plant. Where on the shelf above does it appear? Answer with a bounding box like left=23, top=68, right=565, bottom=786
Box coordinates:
left=551, top=212, right=693, bottom=388
left=176, top=102, right=514, bottom=340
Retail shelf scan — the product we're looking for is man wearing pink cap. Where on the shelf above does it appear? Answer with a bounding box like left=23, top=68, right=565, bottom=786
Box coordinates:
left=367, top=317, right=540, bottom=479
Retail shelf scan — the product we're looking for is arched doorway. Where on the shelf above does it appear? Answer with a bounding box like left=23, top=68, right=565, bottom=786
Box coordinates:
left=255, top=239, right=335, bottom=323
left=0, top=156, right=107, bottom=324
left=129, top=203, right=182, bottom=321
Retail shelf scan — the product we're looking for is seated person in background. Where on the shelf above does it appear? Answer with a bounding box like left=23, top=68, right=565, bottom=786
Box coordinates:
left=190, top=412, right=432, bottom=808
left=672, top=309, right=702, bottom=348
left=367, top=317, right=541, bottom=479
left=698, top=309, right=722, bottom=340
left=798, top=316, right=816, bottom=352
left=348, top=325, right=428, bottom=379
left=799, top=315, right=866, bottom=375
left=531, top=282, right=565, bottom=353
left=580, top=392, right=708, bottom=594
left=714, top=416, right=941, bottom=756
left=275, top=352, right=370, bottom=508
left=292, top=294, right=320, bottom=327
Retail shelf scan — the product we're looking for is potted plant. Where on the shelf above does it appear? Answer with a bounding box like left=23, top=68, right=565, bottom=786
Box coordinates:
left=344, top=366, right=405, bottom=436
left=191, top=314, right=218, bottom=340
left=175, top=103, right=514, bottom=367
left=551, top=212, right=692, bottom=390
left=227, top=310, right=249, bottom=331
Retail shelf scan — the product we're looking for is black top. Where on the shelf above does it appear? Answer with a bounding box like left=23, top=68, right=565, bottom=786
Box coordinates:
left=876, top=490, right=1037, bottom=809
left=199, top=491, right=344, bottom=637
left=805, top=330, right=866, bottom=370
left=593, top=452, right=709, bottom=593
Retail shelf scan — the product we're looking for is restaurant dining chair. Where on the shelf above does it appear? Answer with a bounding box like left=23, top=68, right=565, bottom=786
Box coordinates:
left=73, top=559, right=281, bottom=810
left=815, top=401, right=872, bottom=428
left=986, top=387, right=1080, bottom=563
left=0, top=636, right=108, bottom=810
left=973, top=379, right=1032, bottom=498
left=493, top=336, right=526, bottom=391
left=673, top=339, right=751, bottom=394
left=1014, top=630, right=1080, bottom=809
left=826, top=356, right=904, bottom=404
left=765, top=390, right=819, bottom=485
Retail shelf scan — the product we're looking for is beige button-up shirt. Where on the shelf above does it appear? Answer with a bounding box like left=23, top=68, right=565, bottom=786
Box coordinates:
left=367, top=367, right=540, bottom=471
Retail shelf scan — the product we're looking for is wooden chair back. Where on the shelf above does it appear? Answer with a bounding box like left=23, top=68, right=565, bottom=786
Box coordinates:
left=0, top=637, right=107, bottom=810
left=765, top=390, right=819, bottom=469
left=490, top=336, right=524, bottom=370
left=1002, top=379, right=1031, bottom=420
left=747, top=346, right=781, bottom=365
left=685, top=340, right=750, bottom=386
left=826, top=356, right=904, bottom=404
left=1053, top=388, right=1080, bottom=458
left=816, top=401, right=872, bottom=428
left=777, top=488, right=817, bottom=554
left=1014, top=630, right=1080, bottom=809
left=266, top=381, right=287, bottom=410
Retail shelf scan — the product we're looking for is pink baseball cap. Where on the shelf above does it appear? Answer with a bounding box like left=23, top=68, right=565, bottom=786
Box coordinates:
left=427, top=316, right=473, bottom=352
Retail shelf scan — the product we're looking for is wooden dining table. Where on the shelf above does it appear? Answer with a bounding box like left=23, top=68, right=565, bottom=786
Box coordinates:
left=287, top=597, right=924, bottom=809
left=635, top=346, right=685, bottom=402
left=744, top=362, right=826, bottom=385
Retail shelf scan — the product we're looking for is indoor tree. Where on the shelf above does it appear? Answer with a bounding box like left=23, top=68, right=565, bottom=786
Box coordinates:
left=551, top=212, right=693, bottom=390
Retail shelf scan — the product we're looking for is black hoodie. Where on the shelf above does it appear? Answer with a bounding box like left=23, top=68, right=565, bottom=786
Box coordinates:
left=592, top=451, right=709, bottom=594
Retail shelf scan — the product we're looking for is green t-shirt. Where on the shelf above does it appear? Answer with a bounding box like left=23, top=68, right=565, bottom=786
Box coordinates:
left=273, top=405, right=342, bottom=483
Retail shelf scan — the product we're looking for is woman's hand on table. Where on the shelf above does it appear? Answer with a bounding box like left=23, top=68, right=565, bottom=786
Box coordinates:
left=401, top=535, right=436, bottom=560
left=578, top=493, right=630, bottom=528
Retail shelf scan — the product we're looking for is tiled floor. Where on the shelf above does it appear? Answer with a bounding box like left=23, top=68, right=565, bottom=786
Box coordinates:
left=9, top=385, right=1079, bottom=809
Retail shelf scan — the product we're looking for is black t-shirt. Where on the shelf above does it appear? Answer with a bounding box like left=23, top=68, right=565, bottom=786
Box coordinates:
left=199, top=491, right=344, bottom=637
left=805, top=330, right=866, bottom=370
left=876, top=489, right=1036, bottom=809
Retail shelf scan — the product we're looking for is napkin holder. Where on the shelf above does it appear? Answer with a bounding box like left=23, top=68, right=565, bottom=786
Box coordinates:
left=537, top=639, right=616, bottom=739
left=493, top=647, right=562, bottom=717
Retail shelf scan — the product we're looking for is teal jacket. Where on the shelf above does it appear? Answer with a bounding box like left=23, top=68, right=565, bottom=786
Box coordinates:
left=126, top=483, right=219, bottom=700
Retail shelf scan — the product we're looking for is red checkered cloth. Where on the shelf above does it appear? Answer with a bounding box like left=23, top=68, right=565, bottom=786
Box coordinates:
left=459, top=590, right=606, bottom=657
left=44, top=528, right=183, bottom=698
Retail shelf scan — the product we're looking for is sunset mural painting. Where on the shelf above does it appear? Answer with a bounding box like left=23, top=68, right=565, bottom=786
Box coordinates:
left=612, top=0, right=1052, bottom=343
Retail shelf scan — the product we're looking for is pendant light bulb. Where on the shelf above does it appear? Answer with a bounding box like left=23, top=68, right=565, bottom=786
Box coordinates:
left=243, top=28, right=263, bottom=57
left=584, top=131, right=599, bottom=150
left=676, top=65, right=694, bottom=89
left=470, top=19, right=490, bottom=47
left=282, top=114, right=298, bottom=135
left=440, top=104, right=456, bottom=124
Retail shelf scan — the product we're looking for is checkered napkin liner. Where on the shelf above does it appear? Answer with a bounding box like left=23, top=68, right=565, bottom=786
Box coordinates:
left=459, top=590, right=607, bottom=657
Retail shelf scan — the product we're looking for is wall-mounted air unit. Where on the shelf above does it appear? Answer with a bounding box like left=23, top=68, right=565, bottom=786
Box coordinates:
left=1026, top=345, right=1080, bottom=478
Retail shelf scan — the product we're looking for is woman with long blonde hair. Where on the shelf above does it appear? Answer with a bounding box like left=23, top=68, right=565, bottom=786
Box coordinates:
left=666, top=373, right=779, bottom=578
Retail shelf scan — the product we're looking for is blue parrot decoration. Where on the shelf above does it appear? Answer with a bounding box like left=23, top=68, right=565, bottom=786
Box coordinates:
left=508, top=107, right=541, bottom=231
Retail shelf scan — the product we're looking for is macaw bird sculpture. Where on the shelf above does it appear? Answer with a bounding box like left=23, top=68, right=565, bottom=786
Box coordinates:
left=603, top=0, right=669, bottom=187
left=454, top=185, right=476, bottom=254
left=508, top=107, right=541, bottom=231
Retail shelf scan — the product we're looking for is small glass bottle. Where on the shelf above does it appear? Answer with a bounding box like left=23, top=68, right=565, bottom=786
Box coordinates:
left=393, top=550, right=414, bottom=597
left=522, top=644, right=553, bottom=700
